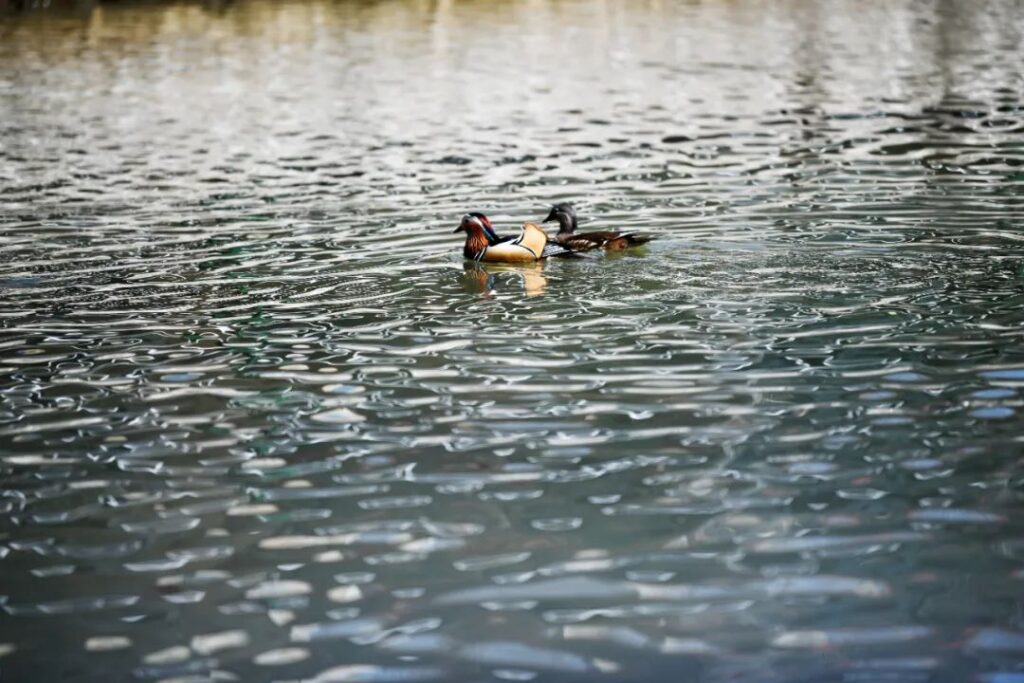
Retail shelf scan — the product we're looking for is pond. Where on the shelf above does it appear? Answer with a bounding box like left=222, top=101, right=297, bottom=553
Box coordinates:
left=1, top=0, right=1024, bottom=681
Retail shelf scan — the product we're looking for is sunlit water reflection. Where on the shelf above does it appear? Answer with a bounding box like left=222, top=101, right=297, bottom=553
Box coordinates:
left=1, top=0, right=1024, bottom=680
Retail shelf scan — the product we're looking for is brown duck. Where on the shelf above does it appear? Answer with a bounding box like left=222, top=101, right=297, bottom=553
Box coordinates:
left=542, top=203, right=653, bottom=251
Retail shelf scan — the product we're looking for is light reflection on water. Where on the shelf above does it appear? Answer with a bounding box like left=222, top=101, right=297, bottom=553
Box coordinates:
left=1, top=0, right=1024, bottom=681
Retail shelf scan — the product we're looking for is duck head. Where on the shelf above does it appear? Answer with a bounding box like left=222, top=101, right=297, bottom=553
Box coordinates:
left=542, top=203, right=578, bottom=234
left=454, top=213, right=495, bottom=261
left=454, top=212, right=500, bottom=243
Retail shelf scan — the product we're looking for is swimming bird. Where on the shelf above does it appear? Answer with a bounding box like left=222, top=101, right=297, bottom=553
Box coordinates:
left=542, top=203, right=653, bottom=251
left=454, top=213, right=572, bottom=263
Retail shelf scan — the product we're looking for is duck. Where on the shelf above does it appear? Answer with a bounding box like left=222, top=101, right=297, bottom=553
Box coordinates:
left=542, top=203, right=653, bottom=251
left=454, top=212, right=573, bottom=263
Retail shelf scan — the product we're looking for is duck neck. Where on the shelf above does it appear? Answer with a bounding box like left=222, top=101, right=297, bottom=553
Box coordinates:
left=482, top=223, right=501, bottom=244
left=556, top=213, right=577, bottom=235
left=462, top=225, right=490, bottom=260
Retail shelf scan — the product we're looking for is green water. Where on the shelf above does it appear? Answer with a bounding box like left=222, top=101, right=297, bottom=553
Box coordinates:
left=1, top=1, right=1024, bottom=681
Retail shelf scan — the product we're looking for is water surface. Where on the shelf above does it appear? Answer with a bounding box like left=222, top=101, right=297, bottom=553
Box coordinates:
left=2, top=1, right=1024, bottom=681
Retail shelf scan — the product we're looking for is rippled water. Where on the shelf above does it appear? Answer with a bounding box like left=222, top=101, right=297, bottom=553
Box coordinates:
left=2, top=0, right=1024, bottom=680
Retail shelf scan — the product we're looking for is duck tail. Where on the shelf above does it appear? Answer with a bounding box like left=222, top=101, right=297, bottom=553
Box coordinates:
left=622, top=233, right=654, bottom=247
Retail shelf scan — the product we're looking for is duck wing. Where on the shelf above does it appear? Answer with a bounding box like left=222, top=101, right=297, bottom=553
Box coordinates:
left=478, top=223, right=549, bottom=263
left=516, top=222, right=550, bottom=257
left=557, top=234, right=605, bottom=252
left=560, top=230, right=653, bottom=251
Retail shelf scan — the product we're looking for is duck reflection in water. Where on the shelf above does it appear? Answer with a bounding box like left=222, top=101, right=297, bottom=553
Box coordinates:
left=462, top=260, right=548, bottom=297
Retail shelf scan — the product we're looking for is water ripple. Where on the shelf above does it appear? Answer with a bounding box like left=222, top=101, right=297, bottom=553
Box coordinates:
left=2, top=0, right=1024, bottom=681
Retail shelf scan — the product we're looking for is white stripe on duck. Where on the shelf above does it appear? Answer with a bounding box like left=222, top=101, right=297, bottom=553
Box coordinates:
left=454, top=212, right=571, bottom=263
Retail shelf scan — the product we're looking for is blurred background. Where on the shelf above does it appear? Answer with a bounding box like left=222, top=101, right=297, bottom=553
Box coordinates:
left=1, top=1, right=1024, bottom=681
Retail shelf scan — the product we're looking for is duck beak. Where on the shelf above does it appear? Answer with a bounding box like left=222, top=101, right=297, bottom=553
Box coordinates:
left=453, top=225, right=464, bottom=233
left=542, top=207, right=558, bottom=223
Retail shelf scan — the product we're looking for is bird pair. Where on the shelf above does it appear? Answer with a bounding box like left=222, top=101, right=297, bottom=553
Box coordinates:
left=454, top=203, right=652, bottom=263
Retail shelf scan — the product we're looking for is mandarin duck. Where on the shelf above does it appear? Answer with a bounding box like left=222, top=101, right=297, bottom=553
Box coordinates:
left=454, top=212, right=573, bottom=263
left=542, top=203, right=653, bottom=251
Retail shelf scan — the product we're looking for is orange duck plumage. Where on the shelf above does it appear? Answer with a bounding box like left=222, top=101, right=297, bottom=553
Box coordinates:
left=454, top=212, right=573, bottom=263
